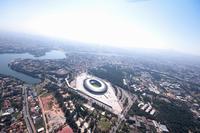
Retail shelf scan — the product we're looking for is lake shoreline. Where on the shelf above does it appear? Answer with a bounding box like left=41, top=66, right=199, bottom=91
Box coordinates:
left=0, top=50, right=66, bottom=84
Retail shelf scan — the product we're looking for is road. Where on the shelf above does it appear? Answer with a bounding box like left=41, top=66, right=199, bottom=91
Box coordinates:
left=110, top=91, right=137, bottom=133
left=23, top=86, right=36, bottom=133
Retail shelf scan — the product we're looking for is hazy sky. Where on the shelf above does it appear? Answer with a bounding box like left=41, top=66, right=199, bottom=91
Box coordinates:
left=0, top=0, right=200, bottom=55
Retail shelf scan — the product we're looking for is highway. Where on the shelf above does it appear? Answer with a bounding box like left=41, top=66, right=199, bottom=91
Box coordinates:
left=23, top=86, right=36, bottom=133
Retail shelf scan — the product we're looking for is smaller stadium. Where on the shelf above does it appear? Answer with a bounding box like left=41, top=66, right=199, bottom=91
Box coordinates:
left=68, top=73, right=123, bottom=114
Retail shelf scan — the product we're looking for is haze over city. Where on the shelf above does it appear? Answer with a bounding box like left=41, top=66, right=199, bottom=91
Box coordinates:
left=0, top=1, right=200, bottom=133
left=0, top=0, right=200, bottom=55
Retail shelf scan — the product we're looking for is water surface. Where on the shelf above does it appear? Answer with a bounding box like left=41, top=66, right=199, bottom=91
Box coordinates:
left=0, top=50, right=66, bottom=84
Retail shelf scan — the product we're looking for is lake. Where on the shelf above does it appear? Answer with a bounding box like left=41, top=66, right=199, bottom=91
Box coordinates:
left=0, top=50, right=66, bottom=84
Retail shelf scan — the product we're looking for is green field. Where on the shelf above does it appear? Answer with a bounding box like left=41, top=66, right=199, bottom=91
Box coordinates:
left=97, top=117, right=111, bottom=132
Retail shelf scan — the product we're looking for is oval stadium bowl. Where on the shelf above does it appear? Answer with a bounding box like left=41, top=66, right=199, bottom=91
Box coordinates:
left=83, top=78, right=107, bottom=94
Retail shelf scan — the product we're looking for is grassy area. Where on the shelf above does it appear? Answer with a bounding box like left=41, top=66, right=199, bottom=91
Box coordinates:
left=117, top=122, right=130, bottom=133
left=34, top=79, right=50, bottom=95
left=153, top=99, right=200, bottom=133
left=35, top=87, right=45, bottom=95
left=97, top=117, right=111, bottom=132
left=91, top=83, right=101, bottom=88
left=13, top=112, right=21, bottom=119
left=47, top=101, right=53, bottom=110
left=34, top=117, right=45, bottom=130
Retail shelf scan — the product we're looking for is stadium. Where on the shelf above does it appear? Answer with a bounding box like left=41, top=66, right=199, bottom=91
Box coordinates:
left=83, top=78, right=108, bottom=94
left=68, top=73, right=123, bottom=114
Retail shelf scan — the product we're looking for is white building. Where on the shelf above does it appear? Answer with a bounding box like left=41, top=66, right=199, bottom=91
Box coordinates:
left=69, top=73, right=123, bottom=114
